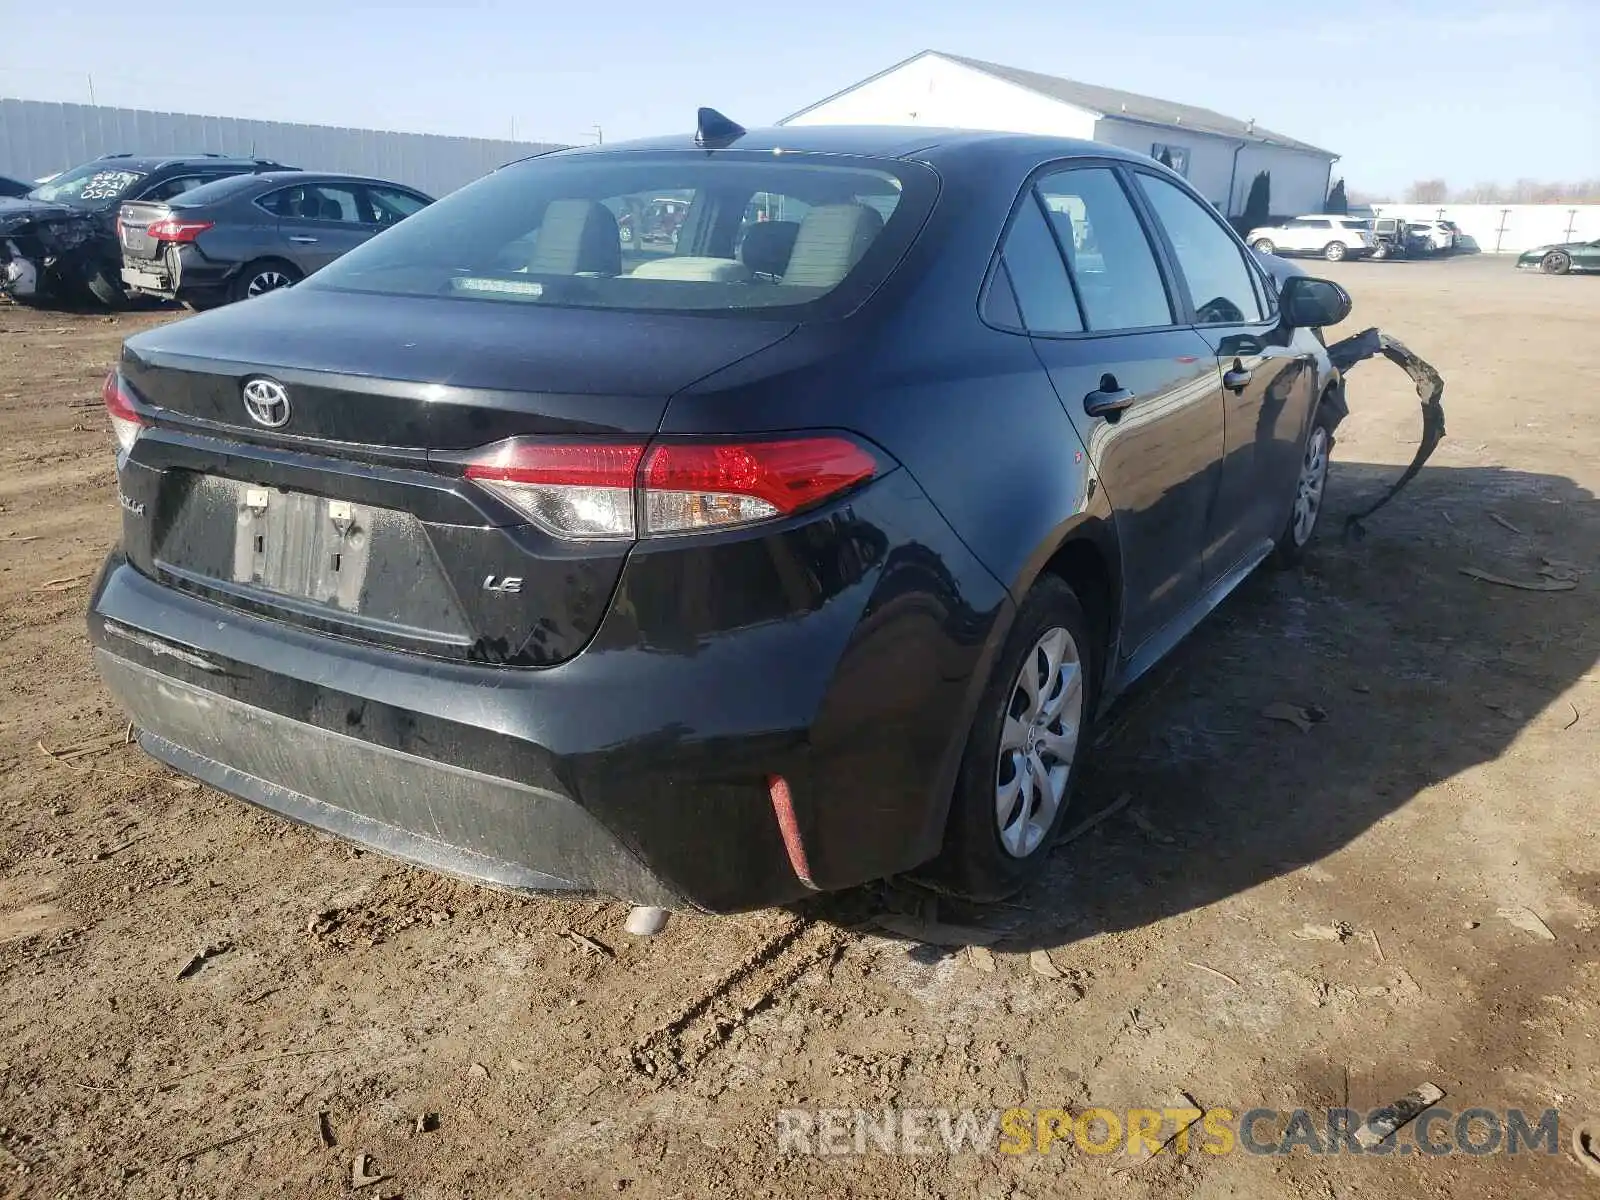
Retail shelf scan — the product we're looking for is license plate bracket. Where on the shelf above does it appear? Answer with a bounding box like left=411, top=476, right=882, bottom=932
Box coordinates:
left=232, top=486, right=372, bottom=611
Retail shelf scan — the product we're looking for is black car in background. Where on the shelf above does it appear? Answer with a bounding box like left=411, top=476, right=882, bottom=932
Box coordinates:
left=0, top=154, right=293, bottom=306
left=119, top=173, right=434, bottom=308
left=0, top=174, right=31, bottom=199
left=89, top=123, right=1355, bottom=912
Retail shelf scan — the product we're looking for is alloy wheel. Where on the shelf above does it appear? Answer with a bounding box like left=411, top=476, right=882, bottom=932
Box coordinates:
left=1324, top=242, right=1347, bottom=262
left=1292, top=426, right=1330, bottom=546
left=246, top=270, right=295, bottom=298
left=995, top=626, right=1084, bottom=858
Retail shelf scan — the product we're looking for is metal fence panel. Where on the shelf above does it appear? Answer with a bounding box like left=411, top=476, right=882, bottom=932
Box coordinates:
left=0, top=97, right=564, bottom=196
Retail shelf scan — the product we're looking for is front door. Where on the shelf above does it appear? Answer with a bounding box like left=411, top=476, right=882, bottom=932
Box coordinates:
left=1010, top=165, right=1225, bottom=654
left=1130, top=170, right=1320, bottom=578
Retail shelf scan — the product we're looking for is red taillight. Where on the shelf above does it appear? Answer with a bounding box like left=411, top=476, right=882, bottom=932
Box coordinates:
left=145, top=218, right=213, bottom=243
left=461, top=436, right=879, bottom=541
left=465, top=442, right=646, bottom=540
left=642, top=437, right=877, bottom=535
left=103, top=370, right=146, bottom=453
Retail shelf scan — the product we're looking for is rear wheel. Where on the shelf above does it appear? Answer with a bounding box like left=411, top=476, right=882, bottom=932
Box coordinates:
left=1251, top=238, right=1276, bottom=255
left=924, top=575, right=1097, bottom=900
left=1541, top=251, right=1572, bottom=275
left=1274, top=406, right=1335, bottom=565
left=1323, top=241, right=1348, bottom=262
left=231, top=259, right=302, bottom=303
left=1371, top=241, right=1390, bottom=260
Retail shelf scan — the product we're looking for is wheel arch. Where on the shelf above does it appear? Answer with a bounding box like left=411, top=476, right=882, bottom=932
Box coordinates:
left=1012, top=511, right=1124, bottom=702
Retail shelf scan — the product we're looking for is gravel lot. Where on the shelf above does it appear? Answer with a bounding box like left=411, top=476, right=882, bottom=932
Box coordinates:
left=1, top=255, right=1597, bottom=1198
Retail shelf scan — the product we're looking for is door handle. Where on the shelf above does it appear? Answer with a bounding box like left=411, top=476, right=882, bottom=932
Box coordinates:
left=288, top=235, right=318, bottom=244
left=1084, top=374, right=1136, bottom=418
left=1222, top=359, right=1253, bottom=393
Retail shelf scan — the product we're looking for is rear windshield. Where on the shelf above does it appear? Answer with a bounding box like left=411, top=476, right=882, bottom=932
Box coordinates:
left=166, top=173, right=265, bottom=206
left=304, top=151, right=936, bottom=316
left=29, top=162, right=149, bottom=207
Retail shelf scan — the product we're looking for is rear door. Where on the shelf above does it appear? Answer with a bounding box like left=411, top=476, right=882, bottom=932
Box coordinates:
left=1009, top=164, right=1223, bottom=654
left=1131, top=169, right=1316, bottom=581
left=259, top=181, right=372, bottom=274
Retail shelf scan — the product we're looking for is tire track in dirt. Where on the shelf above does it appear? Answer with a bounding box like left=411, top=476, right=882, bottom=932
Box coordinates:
left=628, top=917, right=850, bottom=1084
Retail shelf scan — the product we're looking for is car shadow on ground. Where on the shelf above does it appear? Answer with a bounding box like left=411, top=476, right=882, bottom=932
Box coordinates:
left=819, top=460, right=1598, bottom=951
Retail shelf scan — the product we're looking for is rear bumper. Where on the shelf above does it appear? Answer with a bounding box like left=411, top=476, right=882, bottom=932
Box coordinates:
left=97, top=647, right=677, bottom=903
left=87, top=471, right=1009, bottom=910
left=122, top=246, right=234, bottom=301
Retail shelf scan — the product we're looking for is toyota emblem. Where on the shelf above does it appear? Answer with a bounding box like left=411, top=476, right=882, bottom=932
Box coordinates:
left=242, top=378, right=291, bottom=428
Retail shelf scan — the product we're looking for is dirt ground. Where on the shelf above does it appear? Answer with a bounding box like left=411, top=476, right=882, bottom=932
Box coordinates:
left=1, top=255, right=1597, bottom=1199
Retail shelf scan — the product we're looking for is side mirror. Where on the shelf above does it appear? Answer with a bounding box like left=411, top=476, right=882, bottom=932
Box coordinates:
left=1282, top=276, right=1352, bottom=328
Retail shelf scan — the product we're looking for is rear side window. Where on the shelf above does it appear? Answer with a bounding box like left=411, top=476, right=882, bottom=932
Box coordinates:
left=260, top=183, right=364, bottom=222
left=305, top=152, right=935, bottom=316
left=1035, top=167, right=1172, bottom=331
left=996, top=196, right=1082, bottom=333
left=1135, top=173, right=1264, bottom=325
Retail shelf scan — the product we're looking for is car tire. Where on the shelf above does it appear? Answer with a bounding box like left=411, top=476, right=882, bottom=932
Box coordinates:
left=1540, top=251, right=1571, bottom=275
left=1252, top=238, right=1276, bottom=255
left=1323, top=241, right=1348, bottom=262
left=1273, top=403, right=1336, bottom=566
left=1371, top=242, right=1390, bottom=260
left=922, top=575, right=1098, bottom=901
left=82, top=261, right=129, bottom=309
left=231, top=259, right=303, bottom=303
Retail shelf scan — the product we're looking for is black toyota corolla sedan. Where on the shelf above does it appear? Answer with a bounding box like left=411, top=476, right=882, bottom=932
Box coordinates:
left=88, top=119, right=1353, bottom=912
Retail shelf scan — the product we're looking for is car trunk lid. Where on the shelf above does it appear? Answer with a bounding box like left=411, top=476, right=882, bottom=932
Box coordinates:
left=114, top=288, right=797, bottom=665
left=118, top=201, right=171, bottom=262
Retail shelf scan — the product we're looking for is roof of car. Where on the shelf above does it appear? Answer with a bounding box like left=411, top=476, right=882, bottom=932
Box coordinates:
left=535, top=124, right=1151, bottom=166
left=230, top=171, right=421, bottom=188
left=85, top=154, right=287, bottom=172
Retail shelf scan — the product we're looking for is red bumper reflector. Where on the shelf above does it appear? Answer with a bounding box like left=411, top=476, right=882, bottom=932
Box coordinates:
left=767, top=775, right=816, bottom=890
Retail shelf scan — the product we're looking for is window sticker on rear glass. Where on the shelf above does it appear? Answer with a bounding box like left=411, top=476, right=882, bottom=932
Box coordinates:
left=78, top=171, right=143, bottom=202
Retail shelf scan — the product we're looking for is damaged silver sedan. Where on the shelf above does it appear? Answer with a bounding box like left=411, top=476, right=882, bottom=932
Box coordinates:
left=1, top=154, right=292, bottom=307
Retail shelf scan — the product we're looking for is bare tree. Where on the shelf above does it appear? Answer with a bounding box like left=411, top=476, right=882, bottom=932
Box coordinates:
left=1352, top=180, right=1600, bottom=206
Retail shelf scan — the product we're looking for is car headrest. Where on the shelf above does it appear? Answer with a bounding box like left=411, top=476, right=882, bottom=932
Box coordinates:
left=528, top=199, right=622, bottom=276
left=738, top=220, right=801, bottom=278
left=781, top=204, right=884, bottom=289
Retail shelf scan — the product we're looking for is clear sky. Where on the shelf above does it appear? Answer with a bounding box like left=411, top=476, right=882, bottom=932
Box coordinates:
left=4, top=0, right=1595, bottom=195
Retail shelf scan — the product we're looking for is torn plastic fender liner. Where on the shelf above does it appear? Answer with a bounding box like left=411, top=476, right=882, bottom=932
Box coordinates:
left=1324, top=326, right=1446, bottom=538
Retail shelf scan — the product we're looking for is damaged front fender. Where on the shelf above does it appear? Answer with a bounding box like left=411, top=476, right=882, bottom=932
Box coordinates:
left=1325, top=326, right=1447, bottom=537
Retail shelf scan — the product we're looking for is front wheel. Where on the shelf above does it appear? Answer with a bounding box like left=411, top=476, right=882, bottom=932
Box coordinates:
left=1323, top=241, right=1348, bottom=262
left=1274, top=409, right=1335, bottom=566
left=1371, top=242, right=1390, bottom=260
left=1541, top=251, right=1571, bottom=275
left=923, top=575, right=1097, bottom=900
left=1252, top=238, right=1276, bottom=255
left=82, top=260, right=129, bottom=309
